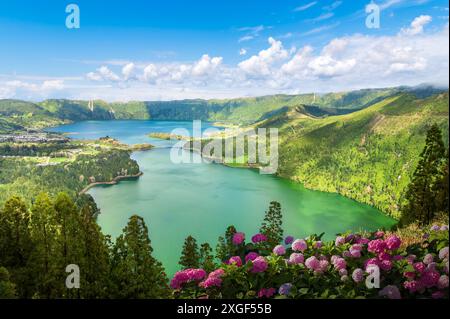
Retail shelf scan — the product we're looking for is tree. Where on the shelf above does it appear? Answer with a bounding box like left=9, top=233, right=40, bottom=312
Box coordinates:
left=30, top=193, right=61, bottom=298
left=260, top=201, right=283, bottom=246
left=434, top=148, right=449, bottom=214
left=179, top=235, right=200, bottom=269
left=216, top=225, right=236, bottom=261
left=0, top=196, right=35, bottom=298
left=110, top=215, right=168, bottom=298
left=401, top=124, right=447, bottom=225
left=78, top=204, right=110, bottom=298
left=0, top=267, right=16, bottom=298
left=53, top=192, right=85, bottom=298
left=199, top=243, right=216, bottom=272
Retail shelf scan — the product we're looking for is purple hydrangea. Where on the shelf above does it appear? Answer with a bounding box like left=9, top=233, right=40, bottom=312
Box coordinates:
left=232, top=232, right=245, bottom=245
left=284, top=235, right=294, bottom=245
left=292, top=239, right=308, bottom=252
left=278, top=283, right=293, bottom=296
left=273, top=245, right=286, bottom=256
left=251, top=256, right=268, bottom=273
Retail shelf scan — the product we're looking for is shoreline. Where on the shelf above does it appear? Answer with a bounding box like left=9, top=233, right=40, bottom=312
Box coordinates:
left=79, top=171, right=144, bottom=194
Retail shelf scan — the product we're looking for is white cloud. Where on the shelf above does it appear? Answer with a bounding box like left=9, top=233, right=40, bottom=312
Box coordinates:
left=293, top=2, right=317, bottom=12
left=238, top=37, right=290, bottom=76
left=238, top=35, right=254, bottom=43
left=122, top=63, right=136, bottom=80
left=323, top=1, right=342, bottom=11
left=401, top=15, right=432, bottom=35
left=239, top=48, right=247, bottom=56
left=86, top=66, right=120, bottom=82
left=191, top=55, right=223, bottom=76
left=3, top=17, right=448, bottom=101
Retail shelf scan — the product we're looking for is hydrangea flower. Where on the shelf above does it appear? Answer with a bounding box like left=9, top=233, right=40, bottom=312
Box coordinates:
left=278, top=283, right=293, bottom=296
left=228, top=256, right=242, bottom=267
left=335, top=236, right=345, bottom=246
left=375, top=231, right=385, bottom=238
left=284, top=236, right=294, bottom=245
left=385, top=235, right=401, bottom=250
left=273, top=245, right=286, bottom=256
left=305, top=256, right=320, bottom=271
left=292, top=239, right=308, bottom=252
left=368, top=239, right=386, bottom=254
left=289, top=253, right=304, bottom=265
left=438, top=275, right=449, bottom=289
left=430, top=225, right=441, bottom=231
left=352, top=268, right=364, bottom=283
left=313, top=241, right=322, bottom=249
left=251, top=256, right=268, bottom=273
left=199, top=276, right=222, bottom=288
left=413, top=262, right=426, bottom=274
left=251, top=233, right=267, bottom=243
left=423, top=253, right=434, bottom=265
left=332, top=257, right=346, bottom=271
left=245, top=252, right=259, bottom=263
left=232, top=232, right=245, bottom=245
left=379, top=285, right=401, bottom=299
left=258, top=288, right=276, bottom=298
left=439, top=247, right=449, bottom=260
left=170, top=268, right=206, bottom=289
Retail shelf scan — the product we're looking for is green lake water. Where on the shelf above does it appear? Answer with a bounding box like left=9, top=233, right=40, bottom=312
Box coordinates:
left=49, top=120, right=396, bottom=275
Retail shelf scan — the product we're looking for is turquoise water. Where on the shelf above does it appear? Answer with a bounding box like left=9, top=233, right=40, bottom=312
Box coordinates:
left=49, top=120, right=396, bottom=275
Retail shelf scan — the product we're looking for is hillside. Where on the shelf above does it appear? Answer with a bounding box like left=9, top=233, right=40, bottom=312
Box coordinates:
left=271, top=92, right=449, bottom=217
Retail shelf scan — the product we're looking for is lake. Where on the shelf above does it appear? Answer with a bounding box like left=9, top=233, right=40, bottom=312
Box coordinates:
left=49, top=120, right=396, bottom=275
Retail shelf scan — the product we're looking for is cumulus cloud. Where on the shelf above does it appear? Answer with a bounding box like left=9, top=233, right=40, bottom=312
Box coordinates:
left=4, top=16, right=448, bottom=101
left=122, top=63, right=136, bottom=80
left=238, top=37, right=290, bottom=76
left=401, top=15, right=432, bottom=35
left=87, top=66, right=120, bottom=82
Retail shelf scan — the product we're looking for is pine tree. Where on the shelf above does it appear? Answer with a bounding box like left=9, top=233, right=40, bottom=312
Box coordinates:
left=179, top=235, right=200, bottom=269
left=260, top=201, right=283, bottom=246
left=0, top=196, right=35, bottom=298
left=110, top=215, right=168, bottom=298
left=215, top=225, right=236, bottom=261
left=401, top=124, right=447, bottom=225
left=30, top=193, right=61, bottom=298
left=199, top=243, right=216, bottom=272
left=0, top=267, right=16, bottom=298
left=78, top=204, right=110, bottom=298
left=53, top=192, right=85, bottom=298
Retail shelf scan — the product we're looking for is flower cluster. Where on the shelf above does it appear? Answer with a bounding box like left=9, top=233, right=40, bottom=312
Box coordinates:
left=171, top=224, right=449, bottom=299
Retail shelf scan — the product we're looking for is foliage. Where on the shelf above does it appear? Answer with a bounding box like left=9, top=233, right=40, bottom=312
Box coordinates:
left=260, top=201, right=283, bottom=247
left=401, top=124, right=448, bottom=225
left=179, top=236, right=200, bottom=269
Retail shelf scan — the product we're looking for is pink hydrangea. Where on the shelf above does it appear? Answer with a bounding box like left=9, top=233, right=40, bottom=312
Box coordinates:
left=332, top=257, right=347, bottom=271
left=413, top=262, right=426, bottom=274
left=199, top=276, right=222, bottom=288
left=364, top=258, right=379, bottom=270
left=439, top=247, right=449, bottom=260
left=404, top=272, right=416, bottom=279
left=335, top=236, right=346, bottom=246
left=245, top=252, right=259, bottom=263
left=313, top=241, right=323, bottom=249
left=404, top=280, right=423, bottom=293
left=368, top=239, right=386, bottom=254
left=352, top=268, right=364, bottom=283
left=385, top=235, right=401, bottom=250
left=379, top=260, right=393, bottom=271
left=251, top=256, right=268, bottom=273
left=406, top=255, right=416, bottom=264
left=289, top=253, right=304, bottom=265
left=292, top=239, right=308, bottom=252
left=170, top=268, right=206, bottom=289
left=209, top=268, right=225, bottom=278
left=379, top=285, right=401, bottom=299
left=420, top=270, right=440, bottom=288
left=378, top=252, right=392, bottom=261
left=258, top=288, right=276, bottom=298
left=438, top=275, right=449, bottom=289
left=432, top=291, right=445, bottom=299
left=232, top=232, right=245, bottom=245
left=351, top=244, right=363, bottom=251
left=305, top=256, right=320, bottom=271
left=315, top=260, right=329, bottom=274
left=228, top=256, right=242, bottom=267
left=273, top=245, right=286, bottom=256
left=339, top=268, right=348, bottom=276
left=375, top=231, right=385, bottom=238
left=350, top=249, right=361, bottom=258
left=423, top=253, right=434, bottom=265
left=251, top=233, right=267, bottom=243
left=356, top=237, right=370, bottom=245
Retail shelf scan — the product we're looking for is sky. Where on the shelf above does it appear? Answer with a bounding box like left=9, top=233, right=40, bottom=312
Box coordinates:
left=0, top=0, right=448, bottom=101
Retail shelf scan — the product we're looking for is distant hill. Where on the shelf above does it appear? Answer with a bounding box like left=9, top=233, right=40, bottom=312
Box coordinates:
left=268, top=92, right=449, bottom=217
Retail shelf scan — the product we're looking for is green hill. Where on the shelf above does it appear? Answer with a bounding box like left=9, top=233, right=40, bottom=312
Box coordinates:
left=269, top=92, right=449, bottom=217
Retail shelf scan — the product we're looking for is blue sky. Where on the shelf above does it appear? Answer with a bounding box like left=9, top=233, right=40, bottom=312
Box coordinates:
left=0, top=0, right=448, bottom=101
